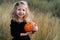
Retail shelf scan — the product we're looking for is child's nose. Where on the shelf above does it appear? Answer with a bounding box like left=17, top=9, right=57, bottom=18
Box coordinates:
left=20, top=10, right=23, bottom=13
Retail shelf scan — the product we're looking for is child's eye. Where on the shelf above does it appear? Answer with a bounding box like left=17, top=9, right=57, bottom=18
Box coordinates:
left=23, top=9, right=25, bottom=11
left=18, top=9, right=21, bottom=10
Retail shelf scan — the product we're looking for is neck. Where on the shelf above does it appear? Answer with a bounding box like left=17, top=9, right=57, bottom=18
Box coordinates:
left=17, top=18, right=24, bottom=22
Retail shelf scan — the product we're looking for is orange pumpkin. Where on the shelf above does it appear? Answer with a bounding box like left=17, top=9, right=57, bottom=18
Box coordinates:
left=24, top=21, right=37, bottom=32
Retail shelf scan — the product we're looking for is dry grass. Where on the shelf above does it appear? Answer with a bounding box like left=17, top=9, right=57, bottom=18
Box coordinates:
left=30, top=12, right=59, bottom=40
left=0, top=3, right=59, bottom=40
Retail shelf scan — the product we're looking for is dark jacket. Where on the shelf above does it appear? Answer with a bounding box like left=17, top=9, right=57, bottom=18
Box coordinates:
left=10, top=19, right=30, bottom=40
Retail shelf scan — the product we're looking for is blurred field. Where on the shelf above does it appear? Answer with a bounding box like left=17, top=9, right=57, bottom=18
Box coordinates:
left=0, top=0, right=60, bottom=40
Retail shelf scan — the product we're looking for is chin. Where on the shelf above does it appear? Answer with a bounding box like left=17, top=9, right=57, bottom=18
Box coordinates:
left=18, top=16, right=24, bottom=18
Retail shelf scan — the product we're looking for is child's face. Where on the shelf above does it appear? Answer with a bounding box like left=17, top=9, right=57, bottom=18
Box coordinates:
left=16, top=4, right=27, bottom=18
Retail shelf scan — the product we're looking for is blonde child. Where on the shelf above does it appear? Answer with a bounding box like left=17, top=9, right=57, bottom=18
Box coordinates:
left=10, top=1, right=38, bottom=40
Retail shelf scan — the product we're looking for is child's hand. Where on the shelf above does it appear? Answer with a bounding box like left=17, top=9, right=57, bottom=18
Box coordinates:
left=31, top=25, right=38, bottom=32
left=26, top=32, right=32, bottom=34
left=20, top=32, right=32, bottom=36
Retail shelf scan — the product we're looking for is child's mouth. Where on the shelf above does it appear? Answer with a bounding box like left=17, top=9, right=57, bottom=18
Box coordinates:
left=19, top=14, right=23, bottom=16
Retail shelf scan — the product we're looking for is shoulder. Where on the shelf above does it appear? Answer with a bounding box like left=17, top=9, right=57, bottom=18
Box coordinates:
left=10, top=19, right=17, bottom=27
left=11, top=19, right=17, bottom=23
left=10, top=19, right=16, bottom=24
left=11, top=19, right=27, bottom=24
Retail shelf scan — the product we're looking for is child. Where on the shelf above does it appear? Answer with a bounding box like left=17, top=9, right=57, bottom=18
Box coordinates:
left=10, top=1, right=38, bottom=40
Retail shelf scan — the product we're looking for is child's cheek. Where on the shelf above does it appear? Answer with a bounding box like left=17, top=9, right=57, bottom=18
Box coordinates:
left=17, top=11, right=20, bottom=14
left=24, top=12, right=26, bottom=15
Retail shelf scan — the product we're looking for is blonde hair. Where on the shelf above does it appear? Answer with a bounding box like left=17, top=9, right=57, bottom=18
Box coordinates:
left=10, top=1, right=31, bottom=22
